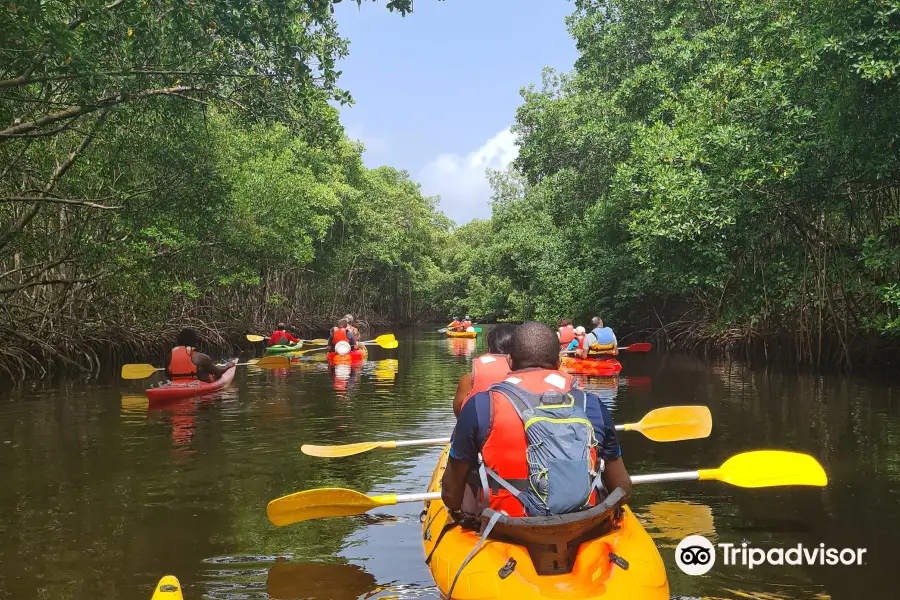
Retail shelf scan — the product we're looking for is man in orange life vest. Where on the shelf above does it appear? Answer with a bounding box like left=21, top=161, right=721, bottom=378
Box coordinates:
left=452, top=323, right=517, bottom=416
left=557, top=318, right=575, bottom=349
left=327, top=318, right=357, bottom=352
left=441, top=321, right=631, bottom=517
left=167, top=328, right=235, bottom=383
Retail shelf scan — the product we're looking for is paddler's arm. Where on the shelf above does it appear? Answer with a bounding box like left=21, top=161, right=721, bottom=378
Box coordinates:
left=586, top=392, right=632, bottom=502
left=193, top=352, right=234, bottom=377
left=452, top=373, right=473, bottom=417
left=442, top=393, right=484, bottom=510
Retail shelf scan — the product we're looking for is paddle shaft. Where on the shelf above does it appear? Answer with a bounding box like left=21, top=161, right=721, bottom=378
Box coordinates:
left=386, top=492, right=440, bottom=504
left=631, top=471, right=700, bottom=484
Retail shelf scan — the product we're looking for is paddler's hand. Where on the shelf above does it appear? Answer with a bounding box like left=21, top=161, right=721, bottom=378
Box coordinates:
left=226, top=360, right=236, bottom=369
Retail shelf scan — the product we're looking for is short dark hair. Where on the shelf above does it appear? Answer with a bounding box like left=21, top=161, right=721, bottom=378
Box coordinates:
left=338, top=318, right=348, bottom=328
left=509, top=321, right=560, bottom=370
left=277, top=322, right=286, bottom=330
left=487, top=323, right=517, bottom=354
left=558, top=318, right=572, bottom=328
left=177, top=328, right=198, bottom=347
left=591, top=316, right=603, bottom=328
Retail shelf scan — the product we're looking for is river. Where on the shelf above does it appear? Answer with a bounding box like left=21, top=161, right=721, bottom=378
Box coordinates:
left=0, top=326, right=896, bottom=600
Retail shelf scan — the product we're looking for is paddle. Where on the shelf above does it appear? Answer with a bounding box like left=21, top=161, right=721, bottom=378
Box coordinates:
left=300, top=406, right=713, bottom=457
left=620, top=343, right=652, bottom=352
left=267, top=450, right=827, bottom=526
left=121, top=355, right=289, bottom=379
left=246, top=333, right=305, bottom=347
left=290, top=334, right=398, bottom=356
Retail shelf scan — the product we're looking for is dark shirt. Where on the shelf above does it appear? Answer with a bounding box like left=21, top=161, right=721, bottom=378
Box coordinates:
left=450, top=387, right=622, bottom=465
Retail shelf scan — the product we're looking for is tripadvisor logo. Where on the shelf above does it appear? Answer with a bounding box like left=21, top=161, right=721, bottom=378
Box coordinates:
left=675, top=536, right=867, bottom=576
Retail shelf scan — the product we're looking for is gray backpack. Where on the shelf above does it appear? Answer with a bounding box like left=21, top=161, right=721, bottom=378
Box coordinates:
left=478, top=381, right=604, bottom=516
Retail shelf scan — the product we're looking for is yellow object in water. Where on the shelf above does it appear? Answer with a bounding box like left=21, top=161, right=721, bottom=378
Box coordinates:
left=151, top=576, right=184, bottom=600
left=446, top=330, right=477, bottom=338
left=421, top=446, right=669, bottom=600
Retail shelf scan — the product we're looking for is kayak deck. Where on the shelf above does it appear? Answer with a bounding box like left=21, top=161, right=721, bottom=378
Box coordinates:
left=266, top=343, right=302, bottom=354
left=560, top=356, right=623, bottom=375
left=145, top=363, right=237, bottom=404
left=327, top=346, right=369, bottom=364
left=422, top=446, right=668, bottom=600
left=151, top=575, right=184, bottom=600
left=447, top=330, right=477, bottom=338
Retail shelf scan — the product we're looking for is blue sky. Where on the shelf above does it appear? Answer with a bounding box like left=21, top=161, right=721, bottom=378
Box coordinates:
left=333, top=0, right=578, bottom=224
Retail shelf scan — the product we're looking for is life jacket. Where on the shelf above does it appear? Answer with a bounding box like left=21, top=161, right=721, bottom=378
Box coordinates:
left=558, top=324, right=575, bottom=348
left=478, top=369, right=601, bottom=517
left=269, top=330, right=289, bottom=346
left=462, top=320, right=473, bottom=329
left=332, top=327, right=350, bottom=345
left=574, top=335, right=587, bottom=350
left=168, top=346, right=198, bottom=380
left=449, top=320, right=461, bottom=330
left=463, top=354, right=511, bottom=409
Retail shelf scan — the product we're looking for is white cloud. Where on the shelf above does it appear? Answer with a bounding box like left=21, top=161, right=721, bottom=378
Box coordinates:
left=418, top=128, right=518, bottom=224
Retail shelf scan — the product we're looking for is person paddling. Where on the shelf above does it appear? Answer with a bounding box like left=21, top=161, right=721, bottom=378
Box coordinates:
left=269, top=323, right=300, bottom=347
left=584, top=316, right=618, bottom=356
left=447, top=316, right=462, bottom=332
left=442, top=321, right=631, bottom=518
left=565, top=325, right=588, bottom=355
left=327, top=319, right=357, bottom=353
left=452, top=323, right=516, bottom=416
left=461, top=315, right=474, bottom=331
left=344, top=314, right=361, bottom=349
left=167, top=328, right=235, bottom=383
left=557, top=318, right=575, bottom=349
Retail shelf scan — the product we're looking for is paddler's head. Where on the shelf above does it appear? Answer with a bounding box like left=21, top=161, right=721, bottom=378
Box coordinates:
left=344, top=314, right=354, bottom=324
left=177, top=328, right=199, bottom=348
left=574, top=326, right=586, bottom=337
left=558, top=318, right=572, bottom=328
left=276, top=322, right=286, bottom=331
left=487, top=323, right=517, bottom=355
left=338, top=318, right=348, bottom=329
left=509, top=321, right=561, bottom=371
left=591, top=316, right=603, bottom=328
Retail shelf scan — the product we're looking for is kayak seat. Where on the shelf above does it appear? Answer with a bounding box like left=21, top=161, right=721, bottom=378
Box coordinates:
left=479, top=487, right=625, bottom=576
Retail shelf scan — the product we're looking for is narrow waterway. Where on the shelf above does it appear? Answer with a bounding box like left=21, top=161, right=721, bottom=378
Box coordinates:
left=0, top=327, right=896, bottom=600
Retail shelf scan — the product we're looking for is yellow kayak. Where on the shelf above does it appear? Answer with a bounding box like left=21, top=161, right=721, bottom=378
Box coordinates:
left=150, top=576, right=184, bottom=600
left=421, top=447, right=669, bottom=599
left=447, top=330, right=477, bottom=338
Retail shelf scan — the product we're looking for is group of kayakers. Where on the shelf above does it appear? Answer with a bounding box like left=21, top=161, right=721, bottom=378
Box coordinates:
left=445, top=320, right=630, bottom=522
left=165, top=314, right=365, bottom=383
left=446, top=315, right=474, bottom=332
left=557, top=316, right=618, bottom=357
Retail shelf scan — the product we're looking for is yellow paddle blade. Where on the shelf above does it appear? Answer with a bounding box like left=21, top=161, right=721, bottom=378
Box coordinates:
left=371, top=334, right=396, bottom=346
left=267, top=488, right=397, bottom=526
left=254, top=356, right=290, bottom=369
left=121, top=363, right=160, bottom=379
left=301, top=440, right=396, bottom=458
left=306, top=338, right=328, bottom=345
left=627, top=405, right=712, bottom=442
left=699, top=451, right=828, bottom=488
left=381, top=340, right=399, bottom=350
left=246, top=334, right=266, bottom=342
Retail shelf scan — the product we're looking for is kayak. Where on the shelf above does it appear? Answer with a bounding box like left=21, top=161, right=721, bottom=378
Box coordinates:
left=447, top=330, right=477, bottom=338
left=421, top=446, right=669, bottom=599
left=327, top=345, right=368, bottom=364
left=266, top=343, right=302, bottom=354
left=151, top=575, right=184, bottom=600
left=560, top=356, right=623, bottom=375
left=145, top=364, right=237, bottom=404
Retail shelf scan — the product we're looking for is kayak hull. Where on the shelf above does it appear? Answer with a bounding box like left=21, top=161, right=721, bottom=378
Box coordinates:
left=447, top=331, right=477, bottom=339
left=422, top=446, right=668, bottom=600
left=145, top=364, right=237, bottom=404
left=266, top=343, right=301, bottom=354
left=561, top=357, right=623, bottom=375
left=151, top=575, right=184, bottom=600
left=327, top=346, right=368, bottom=364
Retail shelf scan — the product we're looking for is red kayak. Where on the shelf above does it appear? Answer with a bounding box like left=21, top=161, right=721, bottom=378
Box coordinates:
left=326, top=347, right=368, bottom=364
left=560, top=356, right=622, bottom=375
left=146, top=364, right=237, bottom=404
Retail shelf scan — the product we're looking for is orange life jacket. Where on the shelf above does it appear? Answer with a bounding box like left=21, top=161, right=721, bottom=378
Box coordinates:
left=168, top=346, right=198, bottom=380
left=558, top=324, right=575, bottom=348
left=449, top=320, right=461, bottom=330
left=462, top=320, right=473, bottom=329
left=574, top=335, right=587, bottom=350
left=480, top=368, right=593, bottom=517
left=463, top=354, right=511, bottom=409
left=332, top=327, right=350, bottom=345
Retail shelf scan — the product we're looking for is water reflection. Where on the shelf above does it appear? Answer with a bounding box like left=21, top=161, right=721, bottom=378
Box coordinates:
left=329, top=363, right=360, bottom=394
left=370, top=359, right=399, bottom=387
left=266, top=559, right=380, bottom=600
left=445, top=337, right=476, bottom=358
left=638, top=500, right=717, bottom=548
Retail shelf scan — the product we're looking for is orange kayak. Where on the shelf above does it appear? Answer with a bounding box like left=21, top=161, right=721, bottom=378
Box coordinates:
left=145, top=364, right=237, bottom=404
left=421, top=446, right=669, bottom=599
left=560, top=356, right=622, bottom=375
left=447, top=330, right=477, bottom=338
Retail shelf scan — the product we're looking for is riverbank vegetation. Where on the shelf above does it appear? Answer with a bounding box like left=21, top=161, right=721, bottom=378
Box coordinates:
left=2, top=0, right=898, bottom=378
left=434, top=0, right=900, bottom=369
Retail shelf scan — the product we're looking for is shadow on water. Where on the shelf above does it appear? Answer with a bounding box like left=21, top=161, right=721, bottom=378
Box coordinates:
left=0, top=326, right=897, bottom=600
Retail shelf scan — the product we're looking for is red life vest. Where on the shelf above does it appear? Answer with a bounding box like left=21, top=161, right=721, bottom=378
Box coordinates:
left=463, top=354, right=511, bottom=409
left=269, top=331, right=289, bottom=346
left=574, top=335, right=587, bottom=350
left=168, top=346, right=198, bottom=380
left=449, top=320, right=461, bottom=330
left=332, top=327, right=350, bottom=345
left=480, top=368, right=586, bottom=517
left=558, top=324, right=575, bottom=348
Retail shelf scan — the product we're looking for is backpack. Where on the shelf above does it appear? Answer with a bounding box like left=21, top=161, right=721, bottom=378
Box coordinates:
left=480, top=381, right=603, bottom=516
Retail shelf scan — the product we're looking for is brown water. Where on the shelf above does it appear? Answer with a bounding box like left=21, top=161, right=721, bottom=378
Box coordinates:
left=0, top=327, right=897, bottom=600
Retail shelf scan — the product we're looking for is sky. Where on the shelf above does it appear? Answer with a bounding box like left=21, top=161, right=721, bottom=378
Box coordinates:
left=333, top=0, right=578, bottom=225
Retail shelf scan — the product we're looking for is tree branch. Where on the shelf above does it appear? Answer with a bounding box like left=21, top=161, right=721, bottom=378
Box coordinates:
left=0, top=196, right=121, bottom=210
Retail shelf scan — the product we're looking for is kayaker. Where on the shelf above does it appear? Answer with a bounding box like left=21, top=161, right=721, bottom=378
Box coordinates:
left=327, top=319, right=357, bottom=352
left=447, top=316, right=462, bottom=332
left=452, top=323, right=516, bottom=416
left=344, top=314, right=362, bottom=349
left=167, top=328, right=235, bottom=383
left=557, top=318, right=575, bottom=349
left=565, top=325, right=587, bottom=354
left=584, top=316, right=618, bottom=356
left=268, top=323, right=300, bottom=347
left=442, top=321, right=631, bottom=518
left=461, top=315, right=474, bottom=331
